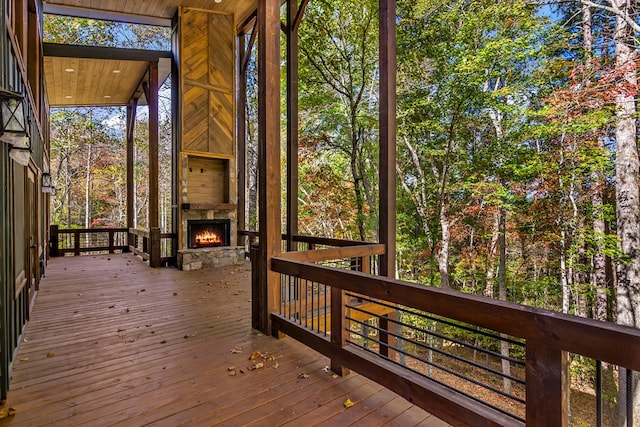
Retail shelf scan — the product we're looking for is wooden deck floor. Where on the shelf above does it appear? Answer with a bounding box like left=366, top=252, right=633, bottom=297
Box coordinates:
left=0, top=254, right=445, bottom=427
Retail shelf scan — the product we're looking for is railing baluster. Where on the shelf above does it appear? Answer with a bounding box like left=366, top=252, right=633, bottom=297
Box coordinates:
left=74, top=230, right=80, bottom=256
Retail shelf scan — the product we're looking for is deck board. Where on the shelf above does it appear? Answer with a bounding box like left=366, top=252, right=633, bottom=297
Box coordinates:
left=0, top=254, right=440, bottom=426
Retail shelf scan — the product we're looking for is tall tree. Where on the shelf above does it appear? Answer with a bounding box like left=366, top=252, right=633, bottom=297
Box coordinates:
left=298, top=0, right=379, bottom=241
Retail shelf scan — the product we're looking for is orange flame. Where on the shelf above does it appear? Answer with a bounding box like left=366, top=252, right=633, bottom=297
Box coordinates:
left=194, top=230, right=223, bottom=247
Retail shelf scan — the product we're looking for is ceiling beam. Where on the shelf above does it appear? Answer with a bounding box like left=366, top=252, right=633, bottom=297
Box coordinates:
left=43, top=43, right=172, bottom=62
left=43, top=3, right=172, bottom=27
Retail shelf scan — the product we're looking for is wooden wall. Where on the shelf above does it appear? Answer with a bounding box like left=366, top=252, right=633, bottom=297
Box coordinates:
left=180, top=8, right=235, bottom=156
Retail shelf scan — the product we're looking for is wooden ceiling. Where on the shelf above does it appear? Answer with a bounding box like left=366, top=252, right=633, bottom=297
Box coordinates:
left=43, top=0, right=257, bottom=107
left=42, top=0, right=257, bottom=28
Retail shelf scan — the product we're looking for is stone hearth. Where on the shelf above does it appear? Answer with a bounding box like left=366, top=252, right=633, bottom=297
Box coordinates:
left=178, top=246, right=244, bottom=271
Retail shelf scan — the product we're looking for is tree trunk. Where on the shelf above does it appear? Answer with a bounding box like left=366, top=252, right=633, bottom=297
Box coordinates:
left=84, top=144, right=92, bottom=229
left=484, top=208, right=500, bottom=298
left=498, top=207, right=511, bottom=394
left=612, top=1, right=640, bottom=423
left=438, top=202, right=450, bottom=289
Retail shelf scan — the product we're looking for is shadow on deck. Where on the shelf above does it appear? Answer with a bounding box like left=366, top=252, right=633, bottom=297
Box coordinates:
left=0, top=254, right=445, bottom=426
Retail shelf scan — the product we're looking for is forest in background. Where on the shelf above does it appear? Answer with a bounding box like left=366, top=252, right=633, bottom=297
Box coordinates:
left=46, top=1, right=639, bottom=422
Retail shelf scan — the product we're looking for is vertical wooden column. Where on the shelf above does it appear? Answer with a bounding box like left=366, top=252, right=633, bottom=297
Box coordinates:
left=379, top=0, right=397, bottom=278
left=126, top=99, right=137, bottom=250
left=148, top=62, right=159, bottom=230
left=147, top=62, right=160, bottom=267
left=258, top=0, right=282, bottom=335
left=237, top=33, right=247, bottom=244
left=379, top=0, right=398, bottom=363
left=286, top=0, right=300, bottom=252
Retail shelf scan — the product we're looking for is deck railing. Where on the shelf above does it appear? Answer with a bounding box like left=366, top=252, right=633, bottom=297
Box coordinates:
left=48, top=225, right=175, bottom=267
left=271, top=245, right=640, bottom=426
left=49, top=225, right=128, bottom=256
left=128, top=228, right=176, bottom=267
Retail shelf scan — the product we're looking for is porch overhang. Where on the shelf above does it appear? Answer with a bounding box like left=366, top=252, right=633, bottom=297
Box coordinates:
left=43, top=43, right=172, bottom=108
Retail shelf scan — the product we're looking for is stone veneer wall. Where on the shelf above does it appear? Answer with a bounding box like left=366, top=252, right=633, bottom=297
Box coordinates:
left=178, top=246, right=245, bottom=271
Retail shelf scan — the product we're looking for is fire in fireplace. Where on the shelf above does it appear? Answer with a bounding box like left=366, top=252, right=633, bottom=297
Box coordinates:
left=187, top=219, right=231, bottom=249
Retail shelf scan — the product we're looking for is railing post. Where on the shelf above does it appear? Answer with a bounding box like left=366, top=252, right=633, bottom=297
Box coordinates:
left=331, top=285, right=350, bottom=377
left=74, top=230, right=80, bottom=256
left=526, top=340, right=569, bottom=426
left=150, top=227, right=161, bottom=268
left=49, top=224, right=59, bottom=257
left=108, top=230, right=115, bottom=253
left=251, top=245, right=265, bottom=330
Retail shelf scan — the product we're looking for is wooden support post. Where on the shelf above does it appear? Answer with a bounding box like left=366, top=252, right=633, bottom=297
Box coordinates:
left=237, top=33, right=247, bottom=245
left=258, top=0, right=282, bottom=337
left=148, top=62, right=159, bottom=230
left=378, top=0, right=397, bottom=278
left=251, top=245, right=264, bottom=330
left=108, top=230, right=115, bottom=253
left=149, top=227, right=161, bottom=268
left=49, top=224, right=59, bottom=257
left=331, top=285, right=350, bottom=377
left=74, top=230, right=80, bottom=256
left=526, top=341, right=569, bottom=426
left=126, top=99, right=138, bottom=251
left=378, top=0, right=399, bottom=363
left=286, top=0, right=300, bottom=252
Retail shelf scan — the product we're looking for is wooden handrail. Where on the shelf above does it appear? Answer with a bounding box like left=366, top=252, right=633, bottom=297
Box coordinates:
left=271, top=256, right=640, bottom=426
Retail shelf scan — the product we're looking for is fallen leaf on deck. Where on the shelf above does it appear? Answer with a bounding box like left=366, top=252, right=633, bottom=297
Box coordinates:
left=173, top=292, right=178, bottom=296
left=160, top=340, right=167, bottom=344
left=109, top=305, right=115, bottom=309
left=19, top=358, right=28, bottom=362
left=249, top=351, right=262, bottom=361
left=140, top=289, right=146, bottom=292
left=227, top=366, right=236, bottom=371
left=298, top=373, right=309, bottom=379
left=344, top=398, right=354, bottom=408
left=273, top=362, right=279, bottom=369
left=248, top=362, right=264, bottom=371
left=322, top=366, right=329, bottom=373
left=145, top=324, right=152, bottom=328
left=332, top=374, right=339, bottom=379
left=228, top=369, right=236, bottom=376
left=46, top=352, right=55, bottom=358
left=0, top=407, right=16, bottom=418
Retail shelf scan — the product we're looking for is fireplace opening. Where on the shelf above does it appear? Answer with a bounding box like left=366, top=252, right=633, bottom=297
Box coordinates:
left=187, top=219, right=231, bottom=249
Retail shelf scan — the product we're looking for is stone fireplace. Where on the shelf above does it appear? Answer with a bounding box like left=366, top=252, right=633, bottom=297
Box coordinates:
left=176, top=9, right=243, bottom=271
left=176, top=155, right=244, bottom=271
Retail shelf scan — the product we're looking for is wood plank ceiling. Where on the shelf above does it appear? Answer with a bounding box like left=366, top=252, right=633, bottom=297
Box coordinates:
left=43, top=0, right=257, bottom=107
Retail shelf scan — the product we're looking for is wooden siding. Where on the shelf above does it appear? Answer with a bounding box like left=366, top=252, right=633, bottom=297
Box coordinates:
left=180, top=8, right=234, bottom=157
left=0, top=255, right=445, bottom=427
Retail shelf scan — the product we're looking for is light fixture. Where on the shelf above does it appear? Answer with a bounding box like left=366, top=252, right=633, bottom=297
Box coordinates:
left=64, top=95, right=73, bottom=99
left=64, top=68, right=75, bottom=72
left=42, top=172, right=54, bottom=193
left=104, top=95, right=112, bottom=99
left=112, top=69, right=121, bottom=74
left=0, top=89, right=30, bottom=166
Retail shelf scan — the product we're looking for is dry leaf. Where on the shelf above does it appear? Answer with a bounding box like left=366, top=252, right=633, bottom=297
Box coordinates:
left=46, top=352, right=55, bottom=358
left=19, top=358, right=28, bottom=362
left=230, top=348, right=242, bottom=354
left=227, top=366, right=236, bottom=371
left=298, top=373, right=309, bottom=379
left=322, top=366, right=329, bottom=373
left=0, top=407, right=16, bottom=418
left=249, top=351, right=262, bottom=361
left=344, top=398, right=354, bottom=408
left=273, top=362, right=279, bottom=369
left=332, top=374, right=339, bottom=379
